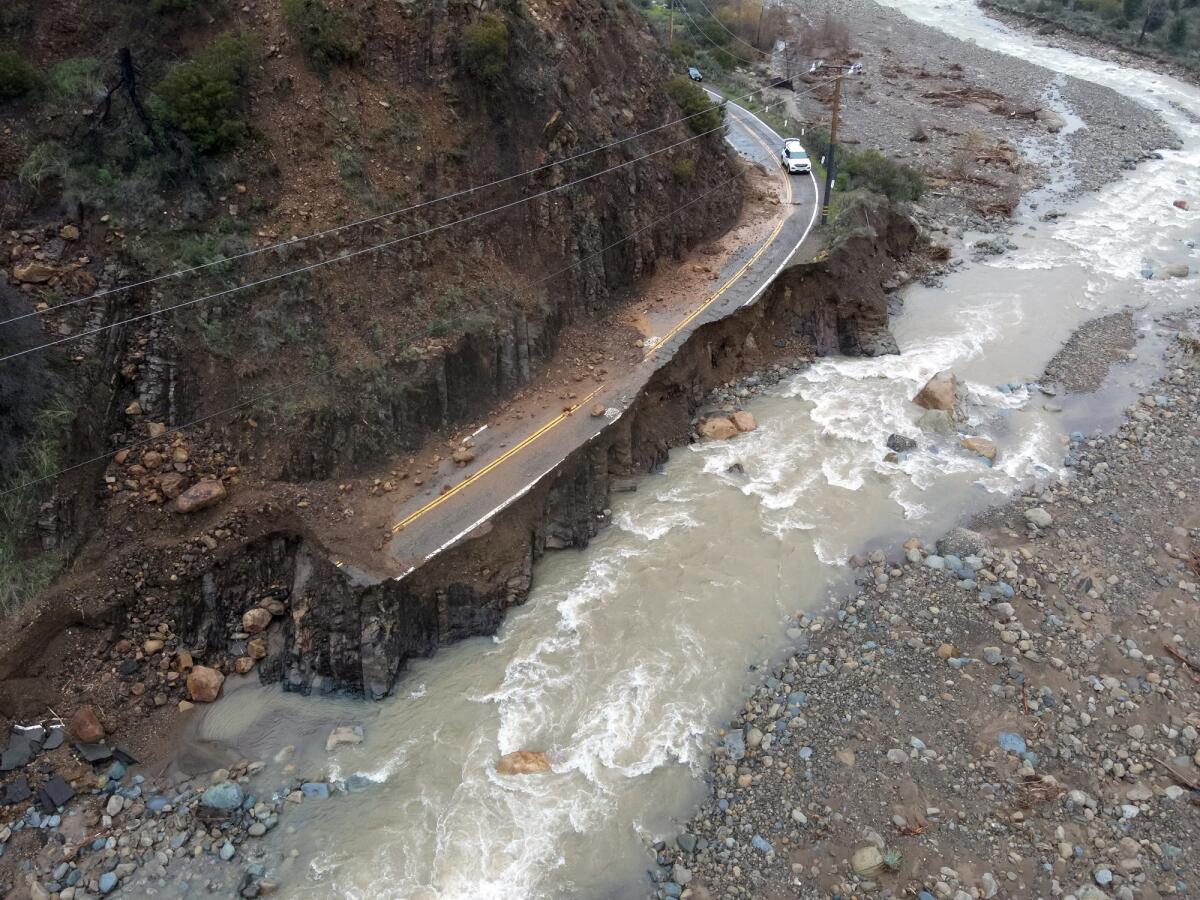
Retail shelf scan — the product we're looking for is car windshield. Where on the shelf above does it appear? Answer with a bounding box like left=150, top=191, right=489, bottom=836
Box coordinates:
left=785, top=147, right=806, bottom=159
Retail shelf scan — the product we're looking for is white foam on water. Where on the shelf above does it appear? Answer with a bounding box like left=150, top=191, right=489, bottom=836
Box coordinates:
left=613, top=506, right=697, bottom=541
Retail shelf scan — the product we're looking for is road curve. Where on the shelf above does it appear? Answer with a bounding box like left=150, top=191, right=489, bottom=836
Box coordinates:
left=365, top=93, right=821, bottom=578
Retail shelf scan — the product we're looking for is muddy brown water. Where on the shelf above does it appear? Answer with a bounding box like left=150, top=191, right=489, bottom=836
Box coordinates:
left=183, top=3, right=1200, bottom=896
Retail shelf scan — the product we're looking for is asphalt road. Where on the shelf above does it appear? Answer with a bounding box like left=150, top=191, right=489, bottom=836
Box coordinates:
left=377, top=95, right=821, bottom=578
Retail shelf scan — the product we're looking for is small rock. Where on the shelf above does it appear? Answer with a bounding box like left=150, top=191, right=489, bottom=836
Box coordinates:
left=174, top=480, right=227, bottom=514
left=1024, top=507, right=1053, bottom=528
left=851, top=845, right=885, bottom=877
left=961, top=436, right=998, bottom=461
left=242, top=608, right=272, bottom=635
left=69, top=706, right=104, bottom=743
left=326, top=725, right=365, bottom=752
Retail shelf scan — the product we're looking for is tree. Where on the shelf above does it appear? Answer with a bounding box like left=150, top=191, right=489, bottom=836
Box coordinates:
left=1167, top=14, right=1189, bottom=46
left=1138, top=0, right=1167, bottom=43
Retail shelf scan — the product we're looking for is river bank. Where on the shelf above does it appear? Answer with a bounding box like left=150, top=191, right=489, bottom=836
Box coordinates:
left=651, top=316, right=1200, bottom=899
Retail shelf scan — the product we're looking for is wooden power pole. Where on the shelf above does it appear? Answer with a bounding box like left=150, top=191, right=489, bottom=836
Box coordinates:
left=821, top=74, right=843, bottom=225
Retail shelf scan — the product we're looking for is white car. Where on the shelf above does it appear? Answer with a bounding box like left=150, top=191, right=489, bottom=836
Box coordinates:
left=780, top=139, right=811, bottom=174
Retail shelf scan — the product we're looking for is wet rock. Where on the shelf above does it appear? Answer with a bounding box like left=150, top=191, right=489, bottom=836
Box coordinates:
left=917, top=409, right=957, bottom=434
left=913, top=371, right=958, bottom=411
left=301, top=782, right=331, bottom=799
left=326, top=725, right=364, bottom=752
left=69, top=706, right=104, bottom=743
left=1024, top=507, right=1053, bottom=528
left=698, top=417, right=738, bottom=441
left=496, top=750, right=551, bottom=775
left=175, top=480, right=227, bottom=514
left=886, top=433, right=917, bottom=453
left=1174, top=198, right=1189, bottom=210
left=730, top=410, right=757, bottom=432
left=1164, top=263, right=1190, bottom=278
left=200, top=781, right=244, bottom=812
left=961, top=436, right=998, bottom=461
left=186, top=666, right=225, bottom=702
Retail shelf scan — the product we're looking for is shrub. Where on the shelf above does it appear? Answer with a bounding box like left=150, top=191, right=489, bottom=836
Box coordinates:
left=841, top=149, right=925, bottom=203
left=0, top=50, right=38, bottom=103
left=461, top=13, right=510, bottom=85
left=154, top=32, right=257, bottom=154
left=672, top=157, right=696, bottom=183
left=1168, top=15, right=1189, bottom=46
left=282, top=0, right=362, bottom=75
left=663, top=76, right=724, bottom=134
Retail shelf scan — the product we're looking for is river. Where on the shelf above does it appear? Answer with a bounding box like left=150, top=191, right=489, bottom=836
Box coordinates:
left=184, top=2, right=1200, bottom=897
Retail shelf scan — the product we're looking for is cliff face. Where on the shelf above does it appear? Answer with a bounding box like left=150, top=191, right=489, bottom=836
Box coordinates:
left=0, top=0, right=741, bottom=601
left=162, top=207, right=922, bottom=699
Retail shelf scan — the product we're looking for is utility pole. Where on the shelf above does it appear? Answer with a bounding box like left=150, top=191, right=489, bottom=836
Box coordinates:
left=669, top=0, right=675, bottom=44
left=809, top=61, right=861, bottom=226
left=756, top=1, right=765, bottom=48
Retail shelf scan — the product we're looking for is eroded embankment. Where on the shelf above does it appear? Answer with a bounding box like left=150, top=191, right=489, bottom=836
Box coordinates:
left=0, top=208, right=922, bottom=704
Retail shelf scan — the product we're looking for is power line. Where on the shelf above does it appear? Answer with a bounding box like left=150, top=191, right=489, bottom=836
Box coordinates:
left=690, top=0, right=770, bottom=58
left=0, top=77, right=794, bottom=330
left=2, top=80, right=836, bottom=365
left=0, top=144, right=770, bottom=500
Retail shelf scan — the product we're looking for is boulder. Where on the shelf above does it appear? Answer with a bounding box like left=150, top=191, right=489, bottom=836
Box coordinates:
left=496, top=750, right=551, bottom=775
left=851, top=845, right=885, bottom=877
left=698, top=417, right=738, bottom=441
left=961, top=436, right=998, bottom=461
left=242, top=607, right=272, bottom=635
left=187, top=666, right=225, bottom=702
left=158, top=471, right=187, bottom=500
left=886, top=433, right=917, bottom=453
left=69, top=706, right=104, bottom=743
left=1035, top=108, right=1066, bottom=133
left=13, top=261, right=57, bottom=283
left=913, top=371, right=958, bottom=411
left=142, top=638, right=164, bottom=655
left=451, top=448, right=476, bottom=466
left=590, top=403, right=606, bottom=417
left=1024, top=507, right=1053, bottom=529
left=59, top=224, right=80, bottom=241
left=1164, top=263, right=1190, bottom=278
left=916, top=409, right=957, bottom=435
left=730, top=410, right=757, bottom=432
left=326, top=725, right=365, bottom=752
left=1174, top=199, right=1189, bottom=210
left=174, top=480, right=226, bottom=514
left=200, top=781, right=244, bottom=812
left=234, top=656, right=256, bottom=675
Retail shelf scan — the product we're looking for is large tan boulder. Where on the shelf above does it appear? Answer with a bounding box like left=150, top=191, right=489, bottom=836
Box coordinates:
left=913, top=371, right=958, bottom=411
left=187, top=666, right=225, bottom=703
left=13, top=261, right=57, bottom=283
left=496, top=750, right=551, bottom=775
left=961, top=436, right=998, bottom=462
left=175, top=480, right=226, bottom=514
left=698, top=417, right=738, bottom=441
left=69, top=706, right=104, bottom=743
left=242, top=607, right=272, bottom=635
left=730, top=410, right=757, bottom=433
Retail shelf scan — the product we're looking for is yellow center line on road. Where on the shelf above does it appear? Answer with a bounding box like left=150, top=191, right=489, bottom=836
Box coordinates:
left=644, top=105, right=795, bottom=361
left=391, top=383, right=607, bottom=534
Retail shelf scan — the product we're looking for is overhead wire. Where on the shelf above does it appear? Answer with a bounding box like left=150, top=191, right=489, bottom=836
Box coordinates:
left=1, top=78, right=837, bottom=365
left=0, top=76, right=796, bottom=329
left=0, top=89, right=801, bottom=500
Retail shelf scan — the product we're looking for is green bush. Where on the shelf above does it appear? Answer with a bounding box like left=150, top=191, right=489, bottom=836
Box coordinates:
left=841, top=149, right=925, bottom=203
left=461, top=13, right=510, bottom=84
left=0, top=50, right=39, bottom=103
left=671, top=157, right=695, bottom=183
left=282, top=0, right=362, bottom=75
left=154, top=32, right=257, bottom=154
left=664, top=76, right=724, bottom=135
